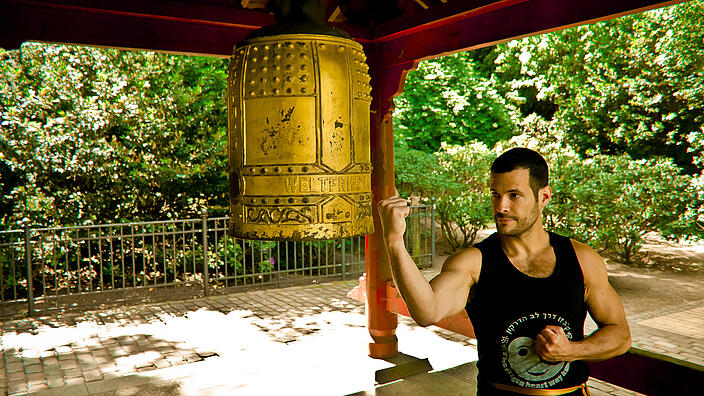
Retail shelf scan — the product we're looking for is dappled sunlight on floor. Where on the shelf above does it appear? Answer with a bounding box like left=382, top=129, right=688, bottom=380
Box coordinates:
left=0, top=281, right=479, bottom=395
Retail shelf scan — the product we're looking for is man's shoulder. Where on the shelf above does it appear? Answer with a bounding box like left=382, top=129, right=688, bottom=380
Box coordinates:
left=567, top=238, right=608, bottom=280
left=568, top=239, right=601, bottom=261
left=446, top=245, right=483, bottom=265
left=442, top=245, right=483, bottom=280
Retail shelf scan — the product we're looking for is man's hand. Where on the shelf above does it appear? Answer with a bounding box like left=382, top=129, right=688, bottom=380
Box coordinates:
left=378, top=196, right=410, bottom=244
left=534, top=325, right=575, bottom=362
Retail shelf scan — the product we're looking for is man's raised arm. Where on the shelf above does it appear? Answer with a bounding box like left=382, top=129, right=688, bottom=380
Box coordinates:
left=378, top=196, right=480, bottom=327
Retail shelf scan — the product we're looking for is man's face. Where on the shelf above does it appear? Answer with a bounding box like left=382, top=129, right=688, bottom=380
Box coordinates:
left=489, top=168, right=549, bottom=236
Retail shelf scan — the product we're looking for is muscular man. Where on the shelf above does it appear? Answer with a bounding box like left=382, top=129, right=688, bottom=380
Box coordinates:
left=378, top=147, right=631, bottom=395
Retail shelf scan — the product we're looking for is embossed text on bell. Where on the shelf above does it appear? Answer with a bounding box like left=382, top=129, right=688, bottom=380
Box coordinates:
left=227, top=32, right=374, bottom=240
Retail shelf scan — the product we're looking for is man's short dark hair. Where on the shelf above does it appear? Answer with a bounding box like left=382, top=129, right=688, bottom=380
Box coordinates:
left=491, top=147, right=549, bottom=195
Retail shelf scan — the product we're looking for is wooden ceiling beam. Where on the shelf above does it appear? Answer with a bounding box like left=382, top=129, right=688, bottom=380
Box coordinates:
left=4, top=0, right=275, bottom=30
left=0, top=0, right=371, bottom=53
left=372, top=0, right=526, bottom=41
left=0, top=0, right=277, bottom=55
left=372, top=0, right=685, bottom=68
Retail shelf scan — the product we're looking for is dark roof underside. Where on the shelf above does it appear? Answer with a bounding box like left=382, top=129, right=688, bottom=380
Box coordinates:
left=0, top=0, right=684, bottom=63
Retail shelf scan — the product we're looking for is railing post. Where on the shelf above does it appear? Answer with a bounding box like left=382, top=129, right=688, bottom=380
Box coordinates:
left=202, top=209, right=209, bottom=297
left=24, top=225, right=34, bottom=317
left=431, top=199, right=436, bottom=264
left=341, top=239, right=347, bottom=280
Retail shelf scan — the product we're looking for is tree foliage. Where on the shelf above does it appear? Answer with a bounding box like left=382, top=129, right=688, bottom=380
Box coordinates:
left=393, top=52, right=520, bottom=152
left=0, top=43, right=229, bottom=228
left=491, top=0, right=704, bottom=174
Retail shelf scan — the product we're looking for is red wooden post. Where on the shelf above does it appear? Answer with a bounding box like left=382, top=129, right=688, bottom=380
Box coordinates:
left=363, top=43, right=417, bottom=358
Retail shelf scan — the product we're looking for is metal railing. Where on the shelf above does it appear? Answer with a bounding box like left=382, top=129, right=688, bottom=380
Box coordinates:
left=0, top=204, right=434, bottom=317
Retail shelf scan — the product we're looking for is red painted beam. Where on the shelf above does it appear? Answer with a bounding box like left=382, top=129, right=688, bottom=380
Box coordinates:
left=371, top=0, right=528, bottom=42
left=7, top=0, right=275, bottom=30
left=374, top=0, right=685, bottom=68
left=0, top=0, right=369, bottom=55
left=0, top=0, right=266, bottom=55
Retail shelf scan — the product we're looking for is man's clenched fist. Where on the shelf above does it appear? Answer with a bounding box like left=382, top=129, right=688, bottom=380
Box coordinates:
left=377, top=196, right=411, bottom=244
left=534, top=325, right=576, bottom=362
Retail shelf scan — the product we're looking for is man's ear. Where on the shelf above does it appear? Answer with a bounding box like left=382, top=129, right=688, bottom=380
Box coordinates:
left=539, top=186, right=552, bottom=207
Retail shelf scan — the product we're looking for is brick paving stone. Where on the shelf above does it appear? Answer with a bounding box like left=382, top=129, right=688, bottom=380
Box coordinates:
left=7, top=371, right=25, bottom=381
left=78, top=353, right=96, bottom=364
left=156, top=345, right=175, bottom=353
left=185, top=353, right=203, bottom=363
left=165, top=353, right=186, bottom=364
left=5, top=355, right=21, bottom=364
left=55, top=345, right=72, bottom=354
left=92, top=348, right=109, bottom=357
left=80, top=362, right=99, bottom=372
left=109, top=347, right=128, bottom=357
left=28, top=381, right=50, bottom=393
left=93, top=354, right=110, bottom=364
left=58, top=352, right=77, bottom=361
left=64, top=367, right=82, bottom=379
left=65, top=377, right=85, bottom=386
left=98, top=362, right=119, bottom=375
left=136, top=364, right=156, bottom=372
left=59, top=359, right=78, bottom=370
left=44, top=366, right=63, bottom=377
left=73, top=345, right=90, bottom=352
left=46, top=375, right=64, bottom=388
left=154, top=359, right=171, bottom=369
left=27, top=371, right=45, bottom=382
left=7, top=380, right=27, bottom=395
left=83, top=368, right=103, bottom=382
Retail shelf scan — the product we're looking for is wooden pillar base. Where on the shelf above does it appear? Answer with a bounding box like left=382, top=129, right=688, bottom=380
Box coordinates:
left=369, top=337, right=399, bottom=358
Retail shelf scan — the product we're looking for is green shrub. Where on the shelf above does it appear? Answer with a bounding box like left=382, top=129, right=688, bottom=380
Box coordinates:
left=395, top=141, right=495, bottom=251
left=548, top=154, right=702, bottom=265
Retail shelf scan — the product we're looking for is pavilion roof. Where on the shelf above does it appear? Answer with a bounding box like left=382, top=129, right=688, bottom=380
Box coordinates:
left=0, top=0, right=683, bottom=62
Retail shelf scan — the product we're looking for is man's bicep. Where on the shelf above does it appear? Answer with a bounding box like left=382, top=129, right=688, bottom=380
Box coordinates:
left=586, top=281, right=628, bottom=327
left=575, top=242, right=628, bottom=327
left=428, top=249, right=480, bottom=321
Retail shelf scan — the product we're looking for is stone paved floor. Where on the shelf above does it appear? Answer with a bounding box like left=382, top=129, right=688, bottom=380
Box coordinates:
left=0, top=279, right=701, bottom=395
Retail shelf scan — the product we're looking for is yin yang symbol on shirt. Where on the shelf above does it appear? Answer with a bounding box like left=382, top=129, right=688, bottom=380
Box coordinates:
left=500, top=313, right=572, bottom=388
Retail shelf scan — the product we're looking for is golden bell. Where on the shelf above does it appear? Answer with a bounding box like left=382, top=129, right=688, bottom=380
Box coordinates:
left=227, top=33, right=374, bottom=240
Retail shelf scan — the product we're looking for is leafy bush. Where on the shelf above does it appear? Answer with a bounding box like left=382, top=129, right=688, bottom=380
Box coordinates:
left=435, top=143, right=495, bottom=250
left=547, top=155, right=703, bottom=265
left=395, top=141, right=494, bottom=250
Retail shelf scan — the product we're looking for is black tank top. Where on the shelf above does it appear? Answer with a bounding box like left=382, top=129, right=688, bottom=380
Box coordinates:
left=467, top=232, right=589, bottom=390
